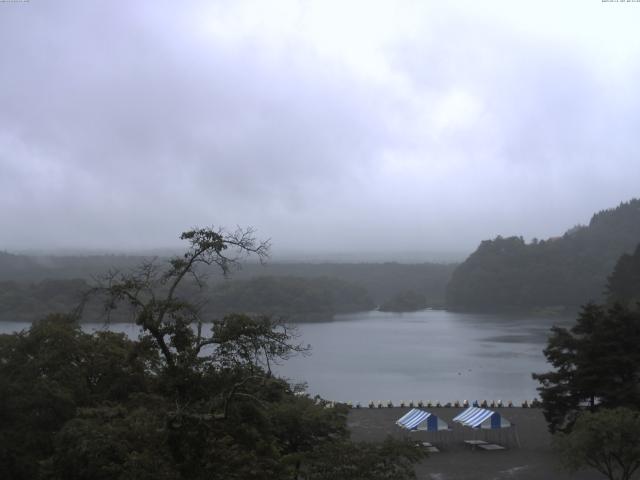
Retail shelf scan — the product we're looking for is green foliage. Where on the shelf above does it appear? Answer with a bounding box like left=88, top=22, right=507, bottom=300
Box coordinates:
left=0, top=227, right=426, bottom=479
left=447, top=198, right=640, bottom=310
left=0, top=255, right=456, bottom=322
left=533, top=304, right=640, bottom=433
left=0, top=310, right=340, bottom=479
left=0, top=314, right=158, bottom=480
left=0, top=279, right=89, bottom=321
left=0, top=275, right=374, bottom=323
left=209, top=275, right=375, bottom=318
left=556, top=408, right=640, bottom=480
left=45, top=405, right=178, bottom=480
left=228, top=262, right=456, bottom=306
left=607, top=243, right=640, bottom=310
left=299, top=437, right=426, bottom=480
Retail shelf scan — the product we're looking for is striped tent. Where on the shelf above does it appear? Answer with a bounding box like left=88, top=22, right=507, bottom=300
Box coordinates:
left=396, top=408, right=449, bottom=431
left=452, top=407, right=511, bottom=429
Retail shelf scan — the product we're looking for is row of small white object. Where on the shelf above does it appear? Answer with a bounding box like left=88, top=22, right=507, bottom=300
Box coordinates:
left=320, top=399, right=540, bottom=408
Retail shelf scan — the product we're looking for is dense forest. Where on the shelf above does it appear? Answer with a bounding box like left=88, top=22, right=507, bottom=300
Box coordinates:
left=0, top=228, right=424, bottom=480
left=0, top=276, right=374, bottom=323
left=446, top=199, right=640, bottom=310
left=0, top=252, right=148, bottom=282
left=607, top=243, right=640, bottom=310
left=207, top=276, right=374, bottom=319
left=0, top=253, right=456, bottom=304
left=231, top=262, right=456, bottom=306
left=0, top=279, right=88, bottom=322
left=0, top=254, right=455, bottom=322
left=3, top=199, right=639, bottom=318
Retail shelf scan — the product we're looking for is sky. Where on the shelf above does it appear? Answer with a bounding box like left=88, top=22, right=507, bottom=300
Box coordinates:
left=1, top=0, right=639, bottom=261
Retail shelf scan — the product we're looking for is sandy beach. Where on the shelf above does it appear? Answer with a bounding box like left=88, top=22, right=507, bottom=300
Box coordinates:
left=348, top=407, right=603, bottom=480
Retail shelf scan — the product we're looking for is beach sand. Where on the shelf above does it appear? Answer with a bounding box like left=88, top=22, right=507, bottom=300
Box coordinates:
left=348, top=407, right=603, bottom=480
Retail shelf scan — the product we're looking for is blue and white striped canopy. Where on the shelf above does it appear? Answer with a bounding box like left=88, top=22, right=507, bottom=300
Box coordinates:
left=396, top=409, right=449, bottom=431
left=453, top=407, right=511, bottom=429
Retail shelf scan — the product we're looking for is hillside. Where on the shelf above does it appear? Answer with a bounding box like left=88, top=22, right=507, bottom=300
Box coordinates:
left=228, top=262, right=456, bottom=305
left=446, top=198, right=640, bottom=310
left=206, top=276, right=375, bottom=319
left=0, top=255, right=455, bottom=322
left=607, top=243, right=640, bottom=310
left=0, top=252, right=150, bottom=282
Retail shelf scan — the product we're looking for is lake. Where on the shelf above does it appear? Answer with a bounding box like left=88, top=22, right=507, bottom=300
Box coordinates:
left=0, top=309, right=569, bottom=404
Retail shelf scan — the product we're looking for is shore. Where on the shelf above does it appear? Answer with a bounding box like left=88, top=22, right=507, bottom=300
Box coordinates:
left=347, top=407, right=602, bottom=480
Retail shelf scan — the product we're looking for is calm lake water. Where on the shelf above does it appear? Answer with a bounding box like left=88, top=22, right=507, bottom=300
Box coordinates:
left=0, top=309, right=569, bottom=404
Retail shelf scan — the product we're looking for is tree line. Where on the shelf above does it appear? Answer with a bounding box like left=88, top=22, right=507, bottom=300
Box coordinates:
left=0, top=227, right=425, bottom=480
left=0, top=254, right=456, bottom=322
left=447, top=198, right=640, bottom=310
left=534, top=243, right=640, bottom=480
left=3, top=224, right=640, bottom=479
left=0, top=275, right=375, bottom=323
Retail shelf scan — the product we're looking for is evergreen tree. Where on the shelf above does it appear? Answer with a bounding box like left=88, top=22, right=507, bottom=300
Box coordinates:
left=533, top=304, right=640, bottom=433
left=1, top=227, right=425, bottom=479
left=607, top=243, right=640, bottom=310
left=447, top=198, right=640, bottom=310
left=556, top=408, right=640, bottom=480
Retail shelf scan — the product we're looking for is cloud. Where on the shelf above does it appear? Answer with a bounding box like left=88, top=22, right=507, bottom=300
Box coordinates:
left=0, top=0, right=639, bottom=257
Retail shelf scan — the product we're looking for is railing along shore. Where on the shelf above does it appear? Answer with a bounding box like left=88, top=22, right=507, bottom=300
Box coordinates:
left=322, top=399, right=543, bottom=409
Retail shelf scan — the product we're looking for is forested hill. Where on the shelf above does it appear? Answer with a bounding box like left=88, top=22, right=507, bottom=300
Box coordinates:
left=0, top=252, right=150, bottom=282
left=446, top=198, right=640, bottom=310
left=0, top=254, right=456, bottom=321
left=231, top=262, right=456, bottom=305
left=607, top=242, right=640, bottom=310
left=207, top=276, right=375, bottom=319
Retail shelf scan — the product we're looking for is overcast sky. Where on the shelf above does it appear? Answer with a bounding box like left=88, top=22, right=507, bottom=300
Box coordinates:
left=1, top=0, right=639, bottom=260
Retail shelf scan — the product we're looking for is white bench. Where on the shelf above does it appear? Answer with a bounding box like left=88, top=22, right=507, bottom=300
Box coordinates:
left=477, top=443, right=506, bottom=451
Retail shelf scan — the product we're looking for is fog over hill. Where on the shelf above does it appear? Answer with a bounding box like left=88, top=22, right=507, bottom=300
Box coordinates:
left=447, top=198, right=640, bottom=310
left=3, top=3, right=640, bottom=479
left=2, top=1, right=640, bottom=256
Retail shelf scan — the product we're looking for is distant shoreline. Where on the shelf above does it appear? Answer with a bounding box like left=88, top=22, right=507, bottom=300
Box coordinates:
left=0, top=305, right=580, bottom=325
